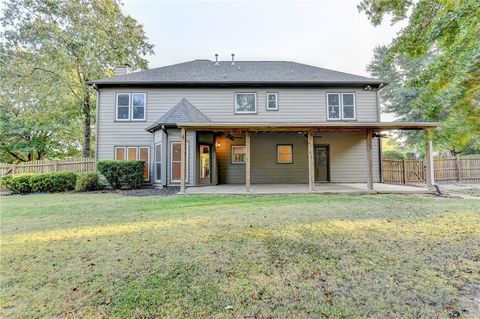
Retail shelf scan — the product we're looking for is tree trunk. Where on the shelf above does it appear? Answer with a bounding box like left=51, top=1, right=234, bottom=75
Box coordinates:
left=82, top=89, right=91, bottom=158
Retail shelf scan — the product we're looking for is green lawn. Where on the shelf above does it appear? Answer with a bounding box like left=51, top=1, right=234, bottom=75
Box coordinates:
left=1, top=193, right=479, bottom=318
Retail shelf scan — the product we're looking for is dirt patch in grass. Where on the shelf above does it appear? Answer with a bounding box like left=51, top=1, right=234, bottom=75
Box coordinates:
left=458, top=282, right=480, bottom=318
left=116, top=186, right=179, bottom=197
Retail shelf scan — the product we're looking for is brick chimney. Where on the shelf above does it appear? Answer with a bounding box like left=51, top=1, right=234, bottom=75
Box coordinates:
left=114, top=64, right=131, bottom=76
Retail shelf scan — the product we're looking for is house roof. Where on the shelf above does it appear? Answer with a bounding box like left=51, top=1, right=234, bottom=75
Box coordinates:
left=146, top=98, right=211, bottom=132
left=89, top=60, right=383, bottom=87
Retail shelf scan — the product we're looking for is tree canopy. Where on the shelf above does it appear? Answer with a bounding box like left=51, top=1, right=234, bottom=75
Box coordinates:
left=360, top=0, right=480, bottom=154
left=0, top=0, right=154, bottom=162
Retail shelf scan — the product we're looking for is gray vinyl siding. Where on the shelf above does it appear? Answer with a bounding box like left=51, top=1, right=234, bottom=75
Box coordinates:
left=314, top=132, right=380, bottom=183
left=251, top=133, right=308, bottom=183
left=216, top=134, right=246, bottom=184
left=96, top=87, right=380, bottom=184
left=216, top=132, right=380, bottom=184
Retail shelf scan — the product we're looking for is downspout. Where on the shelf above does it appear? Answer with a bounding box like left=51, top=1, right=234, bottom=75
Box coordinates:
left=378, top=134, right=383, bottom=182
left=162, top=125, right=168, bottom=187
left=376, top=88, right=382, bottom=182
left=93, top=84, right=99, bottom=163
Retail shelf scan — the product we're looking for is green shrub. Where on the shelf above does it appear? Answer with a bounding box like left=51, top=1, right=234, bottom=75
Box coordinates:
left=75, top=172, right=103, bottom=192
left=97, top=160, right=144, bottom=189
left=383, top=150, right=407, bottom=160
left=1, top=175, right=13, bottom=190
left=30, top=171, right=77, bottom=193
left=2, top=174, right=33, bottom=194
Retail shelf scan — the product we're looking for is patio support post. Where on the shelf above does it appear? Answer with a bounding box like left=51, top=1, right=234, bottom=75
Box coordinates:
left=180, top=127, right=186, bottom=193
left=245, top=130, right=251, bottom=193
left=425, top=130, right=435, bottom=189
left=308, top=129, right=314, bottom=192
left=366, top=129, right=374, bottom=191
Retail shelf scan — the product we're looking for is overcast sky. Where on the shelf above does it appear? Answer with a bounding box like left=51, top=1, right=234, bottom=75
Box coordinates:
left=122, top=0, right=405, bottom=77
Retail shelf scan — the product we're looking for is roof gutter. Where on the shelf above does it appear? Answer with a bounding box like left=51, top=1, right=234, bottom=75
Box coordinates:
left=88, top=81, right=385, bottom=89
left=175, top=122, right=438, bottom=131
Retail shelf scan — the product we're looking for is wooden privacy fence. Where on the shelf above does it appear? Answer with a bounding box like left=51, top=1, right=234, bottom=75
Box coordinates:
left=0, top=157, right=96, bottom=176
left=382, top=155, right=480, bottom=184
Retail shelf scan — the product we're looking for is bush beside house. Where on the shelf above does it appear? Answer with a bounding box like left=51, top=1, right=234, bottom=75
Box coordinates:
left=97, top=160, right=144, bottom=190
left=30, top=172, right=78, bottom=193
left=75, top=172, right=104, bottom=192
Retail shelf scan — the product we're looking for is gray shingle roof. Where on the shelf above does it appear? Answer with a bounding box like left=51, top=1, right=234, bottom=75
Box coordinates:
left=90, top=60, right=382, bottom=86
left=146, top=98, right=211, bottom=132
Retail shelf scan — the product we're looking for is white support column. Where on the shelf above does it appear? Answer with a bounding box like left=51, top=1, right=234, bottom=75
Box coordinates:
left=366, top=129, right=374, bottom=191
left=308, top=129, right=314, bottom=192
left=245, top=131, right=251, bottom=193
left=180, top=128, right=186, bottom=193
left=425, top=133, right=435, bottom=189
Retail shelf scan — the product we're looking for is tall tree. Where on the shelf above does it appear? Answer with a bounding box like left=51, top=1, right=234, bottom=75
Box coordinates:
left=0, top=0, right=154, bottom=158
left=359, top=0, right=480, bottom=154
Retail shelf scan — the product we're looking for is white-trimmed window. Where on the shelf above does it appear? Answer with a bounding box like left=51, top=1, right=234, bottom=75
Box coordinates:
left=266, top=92, right=278, bottom=111
left=171, top=142, right=189, bottom=183
left=235, top=93, right=257, bottom=114
left=132, top=93, right=146, bottom=120
left=116, top=92, right=146, bottom=121
left=327, top=93, right=356, bottom=120
left=231, top=145, right=246, bottom=164
left=114, top=146, right=150, bottom=181
left=155, top=143, right=162, bottom=183
left=116, top=93, right=130, bottom=120
left=277, top=145, right=293, bottom=164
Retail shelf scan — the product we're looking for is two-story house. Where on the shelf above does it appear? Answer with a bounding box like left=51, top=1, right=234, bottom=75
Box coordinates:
left=89, top=57, right=436, bottom=193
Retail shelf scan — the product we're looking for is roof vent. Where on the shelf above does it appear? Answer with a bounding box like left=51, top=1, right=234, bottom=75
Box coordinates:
left=214, top=53, right=219, bottom=65
left=231, top=53, right=235, bottom=65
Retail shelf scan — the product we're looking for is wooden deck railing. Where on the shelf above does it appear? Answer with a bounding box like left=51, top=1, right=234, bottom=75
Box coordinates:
left=0, top=157, right=96, bottom=176
left=382, top=155, right=480, bottom=184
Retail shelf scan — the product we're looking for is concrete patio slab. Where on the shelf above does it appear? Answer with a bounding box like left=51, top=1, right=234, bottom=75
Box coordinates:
left=183, top=183, right=432, bottom=195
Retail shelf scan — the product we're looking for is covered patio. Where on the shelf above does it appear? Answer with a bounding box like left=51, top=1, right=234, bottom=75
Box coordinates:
left=184, top=183, right=432, bottom=195
left=176, top=122, right=438, bottom=194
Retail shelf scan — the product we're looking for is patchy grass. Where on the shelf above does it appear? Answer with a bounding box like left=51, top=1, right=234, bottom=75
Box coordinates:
left=1, top=193, right=479, bottom=318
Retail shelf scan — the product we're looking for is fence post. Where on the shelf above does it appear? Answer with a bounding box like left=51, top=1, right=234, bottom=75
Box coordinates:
left=455, top=155, right=461, bottom=182
left=402, top=160, right=407, bottom=184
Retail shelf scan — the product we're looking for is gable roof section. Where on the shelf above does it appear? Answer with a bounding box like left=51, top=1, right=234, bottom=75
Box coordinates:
left=146, top=98, right=211, bottom=132
left=90, top=60, right=383, bottom=87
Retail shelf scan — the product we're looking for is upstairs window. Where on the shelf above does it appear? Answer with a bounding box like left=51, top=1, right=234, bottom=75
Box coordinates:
left=132, top=93, right=146, bottom=120
left=116, top=93, right=130, bottom=120
left=327, top=93, right=356, bottom=120
left=116, top=93, right=146, bottom=121
left=235, top=93, right=257, bottom=114
left=266, top=92, right=278, bottom=111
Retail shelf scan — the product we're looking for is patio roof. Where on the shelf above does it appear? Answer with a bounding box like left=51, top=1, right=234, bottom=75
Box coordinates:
left=176, top=121, right=438, bottom=131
